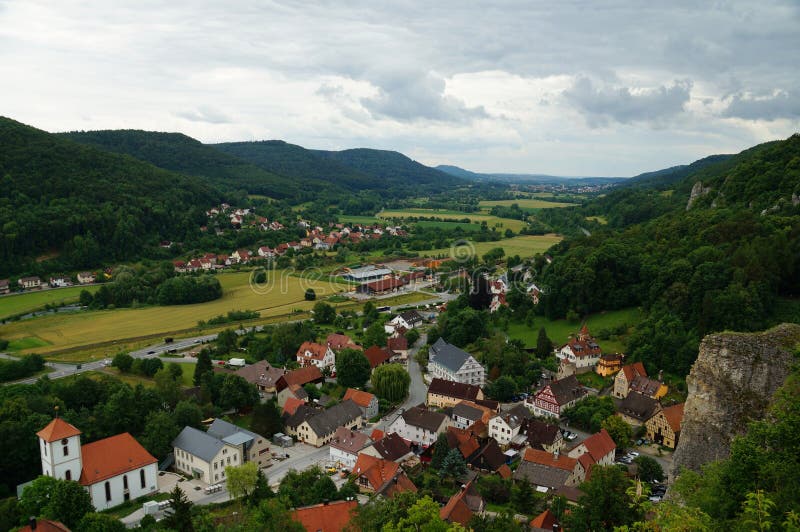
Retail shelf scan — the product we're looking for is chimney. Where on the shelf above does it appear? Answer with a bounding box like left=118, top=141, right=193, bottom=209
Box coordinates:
left=29, top=517, right=37, bottom=530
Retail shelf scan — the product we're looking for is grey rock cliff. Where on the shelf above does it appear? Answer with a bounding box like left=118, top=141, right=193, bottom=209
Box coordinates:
left=671, top=323, right=800, bottom=478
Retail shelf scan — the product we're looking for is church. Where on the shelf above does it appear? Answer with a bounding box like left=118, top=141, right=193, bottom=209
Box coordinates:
left=36, top=417, right=159, bottom=511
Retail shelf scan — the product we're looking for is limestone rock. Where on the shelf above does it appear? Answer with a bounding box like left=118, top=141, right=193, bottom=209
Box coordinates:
left=686, top=181, right=711, bottom=211
left=671, top=323, right=800, bottom=479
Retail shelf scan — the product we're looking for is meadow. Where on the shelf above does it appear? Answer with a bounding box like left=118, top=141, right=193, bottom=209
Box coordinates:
left=477, top=198, right=576, bottom=210
left=507, top=307, right=644, bottom=353
left=422, top=234, right=562, bottom=260
left=378, top=208, right=528, bottom=232
left=0, top=285, right=100, bottom=320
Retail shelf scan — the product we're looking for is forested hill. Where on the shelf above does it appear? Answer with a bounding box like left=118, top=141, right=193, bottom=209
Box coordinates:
left=619, top=154, right=732, bottom=189
left=539, top=133, right=800, bottom=377
left=0, top=117, right=219, bottom=277
left=59, top=130, right=311, bottom=200
left=216, top=141, right=464, bottom=196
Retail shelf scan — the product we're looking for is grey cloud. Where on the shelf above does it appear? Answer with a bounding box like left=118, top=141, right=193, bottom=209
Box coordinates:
left=175, top=107, right=232, bottom=124
left=723, top=91, right=800, bottom=121
left=564, top=78, right=692, bottom=127
left=360, top=71, right=487, bottom=123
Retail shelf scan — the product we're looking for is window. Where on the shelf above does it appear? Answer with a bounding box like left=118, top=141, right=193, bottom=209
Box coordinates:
left=43, top=443, right=47, bottom=457
left=123, top=475, right=128, bottom=490
left=140, top=469, right=146, bottom=488
left=105, top=481, right=112, bottom=502
left=65, top=470, right=71, bottom=481
left=214, top=462, right=218, bottom=470
left=62, top=439, right=69, bottom=457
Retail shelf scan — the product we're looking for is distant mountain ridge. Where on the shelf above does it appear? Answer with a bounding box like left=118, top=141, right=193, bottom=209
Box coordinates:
left=436, top=164, right=624, bottom=185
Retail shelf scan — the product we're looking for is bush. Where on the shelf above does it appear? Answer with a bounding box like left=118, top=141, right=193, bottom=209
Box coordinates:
left=304, top=288, right=316, bottom=301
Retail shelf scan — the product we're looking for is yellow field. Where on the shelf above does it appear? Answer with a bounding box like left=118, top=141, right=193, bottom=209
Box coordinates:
left=478, top=199, right=576, bottom=209
left=0, top=271, right=346, bottom=355
left=378, top=209, right=527, bottom=232
left=0, top=285, right=100, bottom=320
left=586, top=215, right=608, bottom=225
left=422, top=234, right=562, bottom=259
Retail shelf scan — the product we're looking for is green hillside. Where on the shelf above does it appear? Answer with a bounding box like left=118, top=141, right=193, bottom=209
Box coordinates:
left=0, top=117, right=219, bottom=277
left=59, top=130, right=307, bottom=199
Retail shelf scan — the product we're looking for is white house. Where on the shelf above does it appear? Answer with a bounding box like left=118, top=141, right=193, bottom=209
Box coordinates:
left=556, top=325, right=602, bottom=370
left=172, top=426, right=242, bottom=484
left=428, top=338, right=485, bottom=387
left=329, top=427, right=372, bottom=468
left=566, top=429, right=617, bottom=469
left=37, top=418, right=158, bottom=511
left=387, top=405, right=449, bottom=447
left=295, top=341, right=336, bottom=373
left=488, top=404, right=532, bottom=446
left=385, top=310, right=424, bottom=334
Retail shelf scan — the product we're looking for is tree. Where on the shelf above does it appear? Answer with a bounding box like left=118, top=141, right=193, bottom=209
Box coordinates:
left=194, top=349, right=213, bottom=386
left=154, top=367, right=181, bottom=407
left=141, top=410, right=180, bottom=459
left=336, top=349, right=372, bottom=389
left=363, top=320, right=388, bottom=348
left=313, top=301, right=336, bottom=324
left=226, top=462, right=259, bottom=500
left=219, top=375, right=259, bottom=411
left=79, top=289, right=94, bottom=307
left=278, top=467, right=339, bottom=508
left=383, top=495, right=465, bottom=532
left=601, top=415, right=632, bottom=449
left=163, top=485, right=194, bottom=532
left=431, top=433, right=450, bottom=470
left=371, top=364, right=410, bottom=403
left=76, top=512, right=127, bottom=532
left=0, top=497, right=21, bottom=532
left=112, top=352, right=133, bottom=373
left=441, top=448, right=467, bottom=482
left=566, top=465, right=639, bottom=531
left=405, top=328, right=420, bottom=346
left=488, top=375, right=516, bottom=402
left=304, top=288, right=316, bottom=301
left=251, top=401, right=284, bottom=438
left=362, top=301, right=379, bottom=325
left=254, top=498, right=304, bottom=532
left=138, top=357, right=163, bottom=377
left=216, top=329, right=238, bottom=354
left=632, top=455, right=664, bottom=483
left=535, top=327, right=553, bottom=359
left=44, top=479, right=95, bottom=529
left=173, top=400, right=203, bottom=429
left=510, top=479, right=537, bottom=515
left=19, top=476, right=60, bottom=522
left=248, top=469, right=274, bottom=507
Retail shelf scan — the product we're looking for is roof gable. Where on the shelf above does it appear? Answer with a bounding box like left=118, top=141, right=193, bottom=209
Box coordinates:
left=291, top=500, right=357, bottom=532
left=429, top=339, right=474, bottom=373
left=582, top=429, right=617, bottom=463
left=37, top=418, right=81, bottom=443
left=343, top=388, right=377, bottom=408
left=661, top=403, right=685, bottom=433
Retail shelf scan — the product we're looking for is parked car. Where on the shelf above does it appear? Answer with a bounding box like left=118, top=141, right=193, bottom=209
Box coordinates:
left=566, top=432, right=578, bottom=441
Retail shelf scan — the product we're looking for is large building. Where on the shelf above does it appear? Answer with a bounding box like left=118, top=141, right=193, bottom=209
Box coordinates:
left=295, top=400, right=363, bottom=447
left=557, top=325, right=602, bottom=370
left=646, top=403, right=685, bottom=449
left=426, top=378, right=485, bottom=408
left=37, top=418, right=158, bottom=511
left=614, top=362, right=668, bottom=399
left=329, top=427, right=372, bottom=468
left=342, top=265, right=393, bottom=282
left=172, top=426, right=243, bottom=484
left=207, top=419, right=271, bottom=468
left=526, top=375, right=587, bottom=418
left=295, top=341, right=336, bottom=373
left=428, top=338, right=485, bottom=386
left=388, top=405, right=450, bottom=447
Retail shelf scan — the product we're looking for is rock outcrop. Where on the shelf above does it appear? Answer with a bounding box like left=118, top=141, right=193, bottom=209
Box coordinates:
left=686, top=181, right=711, bottom=211
left=671, top=323, right=800, bottom=478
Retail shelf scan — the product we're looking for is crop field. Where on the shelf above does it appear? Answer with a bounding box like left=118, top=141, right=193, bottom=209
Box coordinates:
left=585, top=215, right=608, bottom=224
left=378, top=208, right=527, bottom=232
left=414, top=220, right=483, bottom=232
left=0, top=285, right=100, bottom=320
left=478, top=198, right=576, bottom=210
left=337, top=215, right=383, bottom=225
left=0, top=271, right=348, bottom=355
left=422, top=234, right=562, bottom=260
left=507, top=307, right=644, bottom=353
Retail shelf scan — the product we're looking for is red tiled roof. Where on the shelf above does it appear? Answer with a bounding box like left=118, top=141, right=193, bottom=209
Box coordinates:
left=621, top=362, right=647, bottom=383
left=496, top=464, right=512, bottom=479
left=363, top=346, right=392, bottom=368
left=280, top=366, right=324, bottom=388
left=353, top=453, right=417, bottom=496
left=283, top=396, right=305, bottom=416
left=387, top=336, right=408, bottom=351
left=523, top=448, right=578, bottom=472
left=440, top=483, right=475, bottom=526
left=343, top=388, right=377, bottom=409
left=582, top=429, right=616, bottom=463
left=37, top=418, right=81, bottom=443
left=662, top=403, right=685, bottom=433
left=291, top=499, right=357, bottom=532
left=370, top=429, right=385, bottom=441
left=297, top=341, right=329, bottom=361
left=530, top=509, right=558, bottom=530
left=19, top=518, right=71, bottom=532
left=326, top=333, right=361, bottom=351
left=360, top=278, right=404, bottom=292
left=79, top=433, right=157, bottom=485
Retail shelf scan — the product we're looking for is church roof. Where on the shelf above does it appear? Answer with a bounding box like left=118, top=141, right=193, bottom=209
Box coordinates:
left=36, top=418, right=81, bottom=443
left=79, top=433, right=157, bottom=485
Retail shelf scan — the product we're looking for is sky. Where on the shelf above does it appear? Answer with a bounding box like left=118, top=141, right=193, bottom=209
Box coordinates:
left=1, top=1, right=799, bottom=176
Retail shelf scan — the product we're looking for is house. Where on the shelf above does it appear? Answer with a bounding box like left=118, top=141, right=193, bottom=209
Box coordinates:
left=440, top=481, right=485, bottom=527
left=426, top=378, right=484, bottom=408
left=230, top=249, right=252, bottom=264
left=76, top=272, right=95, bottom=284
left=388, top=405, right=450, bottom=447
left=523, top=419, right=564, bottom=453
left=257, top=246, right=274, bottom=258
left=296, top=341, right=336, bottom=373
left=363, top=346, right=392, bottom=370
left=326, top=333, right=362, bottom=352
left=386, top=310, right=423, bottom=332
left=343, top=388, right=379, bottom=419
left=646, top=403, right=684, bottom=449
left=37, top=418, right=158, bottom=511
left=277, top=383, right=309, bottom=408
left=352, top=453, right=417, bottom=497
left=530, top=509, right=562, bottom=532
left=596, top=353, right=625, bottom=377
left=18, top=518, right=70, bottom=532
left=514, top=448, right=584, bottom=491
left=329, top=427, right=372, bottom=468
left=428, top=338, right=485, bottom=386
left=614, top=362, right=668, bottom=399
left=283, top=403, right=323, bottom=437
left=468, top=438, right=507, bottom=473
left=360, top=432, right=415, bottom=463
left=49, top=276, right=71, bottom=288
left=0, top=279, right=9, bottom=294
left=356, top=277, right=405, bottom=295
left=206, top=418, right=271, bottom=468
left=18, top=276, right=42, bottom=290
left=617, top=391, right=662, bottom=426
left=234, top=360, right=285, bottom=394
left=172, top=426, right=242, bottom=484
left=567, top=428, right=616, bottom=470
left=276, top=366, right=325, bottom=393
left=557, top=325, right=602, bottom=371
left=290, top=499, right=357, bottom=532
left=295, top=400, right=363, bottom=447
left=526, top=375, right=588, bottom=418
left=282, top=396, right=306, bottom=417
left=489, top=404, right=533, bottom=446
left=451, top=401, right=493, bottom=430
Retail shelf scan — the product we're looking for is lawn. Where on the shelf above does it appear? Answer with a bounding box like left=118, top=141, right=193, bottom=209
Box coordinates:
left=0, top=270, right=347, bottom=356
left=378, top=208, right=528, bottom=232
left=422, top=234, right=562, bottom=260
left=585, top=215, right=608, bottom=225
left=0, top=285, right=100, bottom=320
left=338, top=215, right=382, bottom=225
left=478, top=198, right=576, bottom=210
left=508, top=307, right=644, bottom=353
left=415, top=220, right=483, bottom=232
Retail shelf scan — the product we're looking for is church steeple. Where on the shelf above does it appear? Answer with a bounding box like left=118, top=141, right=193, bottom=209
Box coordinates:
left=37, top=415, right=83, bottom=482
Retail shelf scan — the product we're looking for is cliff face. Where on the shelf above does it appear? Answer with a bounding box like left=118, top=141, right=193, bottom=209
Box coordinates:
left=671, top=323, right=800, bottom=478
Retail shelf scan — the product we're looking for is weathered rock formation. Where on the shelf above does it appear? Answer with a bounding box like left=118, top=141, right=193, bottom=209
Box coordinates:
left=671, top=323, right=800, bottom=478
left=686, top=181, right=711, bottom=211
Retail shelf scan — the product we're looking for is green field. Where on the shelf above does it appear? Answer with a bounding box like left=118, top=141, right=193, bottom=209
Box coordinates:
left=379, top=208, right=528, bottom=232
left=478, top=198, right=576, bottom=210
left=415, top=220, right=483, bottom=232
left=585, top=215, right=608, bottom=225
left=508, top=307, right=644, bottom=353
left=0, top=285, right=100, bottom=320
left=423, top=234, right=562, bottom=260
left=338, top=215, right=383, bottom=225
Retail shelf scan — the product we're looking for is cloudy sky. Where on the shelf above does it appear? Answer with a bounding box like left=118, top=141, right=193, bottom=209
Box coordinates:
left=1, top=1, right=798, bottom=176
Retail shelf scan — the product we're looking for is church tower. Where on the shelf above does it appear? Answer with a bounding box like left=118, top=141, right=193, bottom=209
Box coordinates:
left=36, top=416, right=83, bottom=482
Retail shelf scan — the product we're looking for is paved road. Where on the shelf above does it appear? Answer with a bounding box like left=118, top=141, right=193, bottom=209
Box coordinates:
left=372, top=333, right=428, bottom=433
